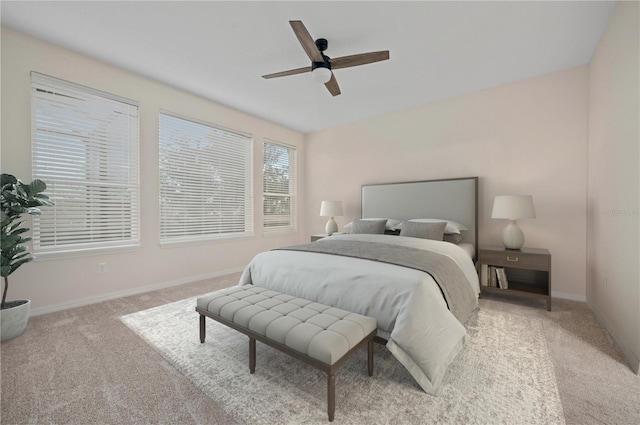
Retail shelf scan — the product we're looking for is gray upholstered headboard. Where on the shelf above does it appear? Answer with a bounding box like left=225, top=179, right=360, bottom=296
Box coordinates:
left=361, top=177, right=478, bottom=256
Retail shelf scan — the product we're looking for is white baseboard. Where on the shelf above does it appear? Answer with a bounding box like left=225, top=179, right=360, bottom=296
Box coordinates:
left=30, top=267, right=244, bottom=317
left=551, top=291, right=586, bottom=302
left=587, top=299, right=640, bottom=375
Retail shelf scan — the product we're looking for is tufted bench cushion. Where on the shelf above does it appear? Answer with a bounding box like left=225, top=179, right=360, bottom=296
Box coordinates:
left=197, top=286, right=376, bottom=364
left=196, top=285, right=377, bottom=422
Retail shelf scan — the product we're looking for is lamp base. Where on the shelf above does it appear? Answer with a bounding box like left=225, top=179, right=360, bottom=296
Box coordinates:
left=502, top=220, right=525, bottom=250
left=325, top=217, right=338, bottom=235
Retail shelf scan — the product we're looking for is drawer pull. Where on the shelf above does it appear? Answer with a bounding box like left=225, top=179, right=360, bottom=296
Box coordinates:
left=506, top=256, right=519, bottom=262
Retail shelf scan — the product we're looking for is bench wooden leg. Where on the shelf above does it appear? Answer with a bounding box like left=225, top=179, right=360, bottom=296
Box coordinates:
left=249, top=337, right=256, bottom=374
left=199, top=315, right=206, bottom=343
left=368, top=339, right=374, bottom=377
left=327, top=372, right=335, bottom=422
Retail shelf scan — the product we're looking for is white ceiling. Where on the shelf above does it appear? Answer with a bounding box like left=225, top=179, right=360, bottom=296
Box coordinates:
left=1, top=1, right=615, bottom=134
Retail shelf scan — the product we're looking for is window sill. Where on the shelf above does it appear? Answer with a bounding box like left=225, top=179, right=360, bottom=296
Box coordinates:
left=263, top=230, right=299, bottom=238
left=34, top=244, right=141, bottom=261
left=160, top=233, right=255, bottom=248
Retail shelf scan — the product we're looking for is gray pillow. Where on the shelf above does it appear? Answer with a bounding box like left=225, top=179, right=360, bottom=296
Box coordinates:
left=399, top=221, right=446, bottom=240
left=351, top=219, right=387, bottom=234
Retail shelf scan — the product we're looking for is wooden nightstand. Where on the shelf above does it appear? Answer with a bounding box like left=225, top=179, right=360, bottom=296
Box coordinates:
left=477, top=246, right=552, bottom=311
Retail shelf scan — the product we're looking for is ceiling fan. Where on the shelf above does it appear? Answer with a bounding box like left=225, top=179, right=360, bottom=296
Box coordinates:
left=262, top=20, right=390, bottom=96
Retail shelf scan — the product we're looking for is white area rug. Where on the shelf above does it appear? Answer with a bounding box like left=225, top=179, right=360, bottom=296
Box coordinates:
left=121, top=297, right=565, bottom=424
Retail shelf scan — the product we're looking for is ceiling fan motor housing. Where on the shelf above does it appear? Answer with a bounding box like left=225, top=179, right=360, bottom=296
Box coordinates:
left=312, top=58, right=331, bottom=71
left=315, top=38, right=328, bottom=51
left=312, top=38, right=331, bottom=70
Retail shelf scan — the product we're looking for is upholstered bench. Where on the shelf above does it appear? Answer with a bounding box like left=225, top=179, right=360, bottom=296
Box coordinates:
left=196, top=285, right=377, bottom=422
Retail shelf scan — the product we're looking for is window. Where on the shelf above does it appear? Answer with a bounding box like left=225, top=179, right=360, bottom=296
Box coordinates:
left=263, top=140, right=297, bottom=232
left=159, top=112, right=253, bottom=243
left=31, top=72, right=140, bottom=257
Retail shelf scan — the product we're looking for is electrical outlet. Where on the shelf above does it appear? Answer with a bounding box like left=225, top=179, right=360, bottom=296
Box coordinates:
left=98, top=262, right=107, bottom=274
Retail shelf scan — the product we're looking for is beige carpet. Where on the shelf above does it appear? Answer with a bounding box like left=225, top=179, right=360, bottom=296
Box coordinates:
left=1, top=274, right=638, bottom=424
left=121, top=297, right=564, bottom=424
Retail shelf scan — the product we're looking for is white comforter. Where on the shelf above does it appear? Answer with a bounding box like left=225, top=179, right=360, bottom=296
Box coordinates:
left=238, top=234, right=480, bottom=395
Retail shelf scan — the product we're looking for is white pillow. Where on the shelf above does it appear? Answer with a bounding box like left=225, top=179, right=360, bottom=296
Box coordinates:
left=401, top=218, right=468, bottom=234
left=344, top=218, right=402, bottom=230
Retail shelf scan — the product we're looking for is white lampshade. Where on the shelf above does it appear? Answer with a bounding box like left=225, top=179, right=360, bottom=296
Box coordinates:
left=491, top=195, right=535, bottom=250
left=320, top=201, right=343, bottom=217
left=320, top=200, right=343, bottom=235
left=312, top=67, right=332, bottom=84
left=491, top=195, right=536, bottom=220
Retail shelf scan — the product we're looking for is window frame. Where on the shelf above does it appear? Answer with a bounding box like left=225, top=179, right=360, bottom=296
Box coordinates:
left=263, top=139, right=297, bottom=234
left=158, top=110, right=254, bottom=245
left=30, top=72, right=140, bottom=259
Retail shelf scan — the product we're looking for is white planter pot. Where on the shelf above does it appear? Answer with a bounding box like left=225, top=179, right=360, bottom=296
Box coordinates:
left=1, top=300, right=31, bottom=342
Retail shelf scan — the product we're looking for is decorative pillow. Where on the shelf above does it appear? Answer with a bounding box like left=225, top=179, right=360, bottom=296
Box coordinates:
left=344, top=218, right=401, bottom=230
left=399, top=221, right=447, bottom=241
left=405, top=218, right=468, bottom=234
left=443, top=233, right=464, bottom=244
left=350, top=219, right=388, bottom=234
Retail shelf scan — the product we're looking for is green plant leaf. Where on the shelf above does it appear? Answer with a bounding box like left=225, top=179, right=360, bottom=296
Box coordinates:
left=28, top=179, right=47, bottom=194
left=0, top=174, right=17, bottom=186
left=9, top=245, right=29, bottom=256
left=1, top=174, right=53, bottom=296
left=25, top=207, right=43, bottom=215
left=10, top=252, right=31, bottom=262
left=0, top=265, right=12, bottom=277
left=8, top=227, right=29, bottom=236
left=8, top=257, right=34, bottom=274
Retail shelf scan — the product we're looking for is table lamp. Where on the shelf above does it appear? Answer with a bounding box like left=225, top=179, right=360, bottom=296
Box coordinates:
left=319, top=201, right=343, bottom=235
left=491, top=195, right=536, bottom=250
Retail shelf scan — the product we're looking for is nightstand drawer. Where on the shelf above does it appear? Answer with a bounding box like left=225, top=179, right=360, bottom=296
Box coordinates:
left=479, top=249, right=550, bottom=270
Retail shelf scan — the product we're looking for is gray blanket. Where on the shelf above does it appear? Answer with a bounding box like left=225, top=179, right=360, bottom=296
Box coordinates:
left=277, top=239, right=477, bottom=325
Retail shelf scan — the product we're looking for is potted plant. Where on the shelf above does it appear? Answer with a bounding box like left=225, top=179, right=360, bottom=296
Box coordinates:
left=1, top=173, right=53, bottom=341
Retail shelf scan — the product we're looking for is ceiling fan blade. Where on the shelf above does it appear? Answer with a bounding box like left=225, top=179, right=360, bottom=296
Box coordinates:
left=289, top=20, right=324, bottom=63
left=325, top=73, right=341, bottom=96
left=330, top=50, right=390, bottom=70
left=262, top=66, right=312, bottom=79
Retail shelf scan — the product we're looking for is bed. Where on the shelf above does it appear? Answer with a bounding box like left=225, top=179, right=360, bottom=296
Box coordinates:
left=239, top=177, right=480, bottom=395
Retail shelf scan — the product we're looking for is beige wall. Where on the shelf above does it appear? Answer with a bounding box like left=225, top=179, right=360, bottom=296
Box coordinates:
left=305, top=66, right=589, bottom=300
left=0, top=27, right=306, bottom=314
left=587, top=1, right=640, bottom=372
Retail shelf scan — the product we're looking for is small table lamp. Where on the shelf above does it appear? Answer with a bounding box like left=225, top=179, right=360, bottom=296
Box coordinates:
left=491, top=195, right=536, bottom=250
left=320, top=200, right=343, bottom=235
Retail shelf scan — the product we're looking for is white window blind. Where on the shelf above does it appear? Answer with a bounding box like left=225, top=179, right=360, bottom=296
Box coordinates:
left=31, top=72, right=140, bottom=256
left=263, top=139, right=297, bottom=232
left=159, top=112, right=253, bottom=243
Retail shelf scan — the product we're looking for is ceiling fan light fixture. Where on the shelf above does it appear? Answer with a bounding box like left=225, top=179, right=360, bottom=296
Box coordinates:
left=261, top=21, right=388, bottom=96
left=312, top=66, right=332, bottom=84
